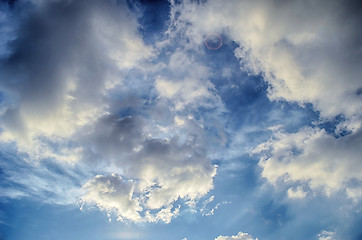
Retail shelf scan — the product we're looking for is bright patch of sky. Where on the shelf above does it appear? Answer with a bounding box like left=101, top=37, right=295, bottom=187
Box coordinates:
left=0, top=0, right=362, bottom=239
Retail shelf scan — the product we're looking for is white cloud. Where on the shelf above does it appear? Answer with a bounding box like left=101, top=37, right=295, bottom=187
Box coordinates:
left=75, top=111, right=217, bottom=223
left=180, top=0, right=362, bottom=121
left=215, top=231, right=258, bottom=240
left=317, top=230, right=336, bottom=240
left=145, top=204, right=181, bottom=224
left=154, top=49, right=222, bottom=112
left=200, top=195, right=229, bottom=216
left=141, top=161, right=217, bottom=210
left=253, top=127, right=362, bottom=199
left=155, top=76, right=214, bottom=110
left=80, top=166, right=215, bottom=223
left=287, top=186, right=307, bottom=199
left=169, top=0, right=362, bottom=203
left=81, top=174, right=142, bottom=222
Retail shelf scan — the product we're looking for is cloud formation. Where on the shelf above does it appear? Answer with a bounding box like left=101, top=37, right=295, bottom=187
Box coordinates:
left=171, top=0, right=362, bottom=200
left=318, top=231, right=336, bottom=240
left=178, top=0, right=362, bottom=119
left=0, top=0, right=219, bottom=224
left=253, top=126, right=362, bottom=199
left=81, top=174, right=142, bottom=222
left=78, top=113, right=216, bottom=222
left=215, top=232, right=258, bottom=240
left=0, top=0, right=152, bottom=162
left=1, top=0, right=362, bottom=239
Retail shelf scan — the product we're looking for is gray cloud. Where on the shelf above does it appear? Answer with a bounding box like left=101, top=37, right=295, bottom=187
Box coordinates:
left=0, top=0, right=219, bottom=223
left=78, top=110, right=216, bottom=219
left=0, top=0, right=151, bottom=151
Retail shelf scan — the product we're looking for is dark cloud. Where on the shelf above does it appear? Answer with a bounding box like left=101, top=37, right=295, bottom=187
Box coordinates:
left=0, top=0, right=121, bottom=114
left=0, top=0, right=153, bottom=153
left=78, top=114, right=143, bottom=165
left=0, top=0, right=218, bottom=220
left=0, top=0, right=153, bottom=199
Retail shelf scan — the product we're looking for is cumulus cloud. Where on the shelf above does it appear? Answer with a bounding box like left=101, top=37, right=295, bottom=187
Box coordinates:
left=252, top=127, right=362, bottom=199
left=81, top=174, right=142, bottom=222
left=215, top=231, right=258, bottom=240
left=80, top=162, right=213, bottom=223
left=3, top=0, right=360, bottom=231
left=0, top=0, right=153, bottom=162
left=0, top=0, right=219, bottom=223
left=178, top=0, right=362, bottom=121
left=78, top=113, right=216, bottom=222
left=169, top=0, right=362, bottom=201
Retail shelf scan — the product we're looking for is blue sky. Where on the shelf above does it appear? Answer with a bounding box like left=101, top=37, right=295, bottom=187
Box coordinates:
left=0, top=0, right=362, bottom=239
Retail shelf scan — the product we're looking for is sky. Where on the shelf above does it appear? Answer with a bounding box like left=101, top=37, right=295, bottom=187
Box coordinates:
left=0, top=0, right=362, bottom=239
